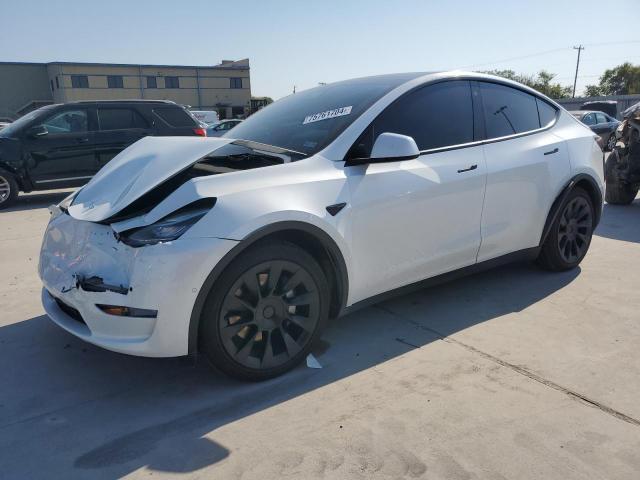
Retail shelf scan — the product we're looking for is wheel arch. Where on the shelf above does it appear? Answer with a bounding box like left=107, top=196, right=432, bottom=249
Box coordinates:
left=188, top=221, right=349, bottom=354
left=539, top=173, right=603, bottom=246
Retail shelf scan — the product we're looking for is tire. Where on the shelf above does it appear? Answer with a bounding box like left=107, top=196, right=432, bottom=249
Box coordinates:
left=606, top=134, right=616, bottom=152
left=0, top=168, right=19, bottom=209
left=605, top=153, right=638, bottom=205
left=199, top=241, right=330, bottom=381
left=537, top=187, right=595, bottom=271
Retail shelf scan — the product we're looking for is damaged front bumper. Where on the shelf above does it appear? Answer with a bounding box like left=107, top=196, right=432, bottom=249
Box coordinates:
left=39, top=209, right=238, bottom=357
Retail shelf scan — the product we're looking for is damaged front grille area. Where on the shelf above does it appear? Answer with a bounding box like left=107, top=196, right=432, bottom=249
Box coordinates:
left=76, top=275, right=130, bottom=295
left=52, top=295, right=87, bottom=326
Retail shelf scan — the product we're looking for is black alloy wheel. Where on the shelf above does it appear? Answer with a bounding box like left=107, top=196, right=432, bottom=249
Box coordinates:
left=200, top=242, right=329, bottom=381
left=220, top=259, right=321, bottom=369
left=537, top=187, right=595, bottom=271
left=557, top=196, right=593, bottom=264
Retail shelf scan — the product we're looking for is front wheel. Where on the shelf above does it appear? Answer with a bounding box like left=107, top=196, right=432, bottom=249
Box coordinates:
left=0, top=169, right=19, bottom=209
left=537, top=187, right=594, bottom=271
left=200, top=241, right=330, bottom=381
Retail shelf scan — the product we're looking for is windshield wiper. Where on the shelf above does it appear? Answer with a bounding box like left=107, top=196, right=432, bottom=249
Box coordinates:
left=230, top=139, right=308, bottom=160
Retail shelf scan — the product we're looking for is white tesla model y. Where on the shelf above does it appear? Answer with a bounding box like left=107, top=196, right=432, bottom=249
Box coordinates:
left=39, top=72, right=604, bottom=380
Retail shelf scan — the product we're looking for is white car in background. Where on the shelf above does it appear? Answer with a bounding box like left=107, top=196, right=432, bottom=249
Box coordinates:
left=39, top=71, right=604, bottom=380
left=207, top=118, right=243, bottom=137
left=190, top=110, right=219, bottom=125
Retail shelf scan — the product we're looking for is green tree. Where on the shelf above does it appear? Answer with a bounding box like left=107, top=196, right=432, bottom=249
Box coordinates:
left=583, top=84, right=602, bottom=97
left=482, top=69, right=572, bottom=99
left=588, top=63, right=640, bottom=96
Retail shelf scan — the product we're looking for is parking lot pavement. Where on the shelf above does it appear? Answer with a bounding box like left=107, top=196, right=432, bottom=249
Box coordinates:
left=1, top=189, right=639, bottom=479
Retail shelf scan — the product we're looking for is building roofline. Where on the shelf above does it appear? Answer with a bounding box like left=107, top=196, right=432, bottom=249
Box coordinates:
left=0, top=59, right=249, bottom=69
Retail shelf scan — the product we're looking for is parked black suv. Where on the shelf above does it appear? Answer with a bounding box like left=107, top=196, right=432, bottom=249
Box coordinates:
left=0, top=100, right=205, bottom=208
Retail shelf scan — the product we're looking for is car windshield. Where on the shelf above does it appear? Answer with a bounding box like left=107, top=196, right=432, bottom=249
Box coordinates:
left=225, top=73, right=424, bottom=155
left=0, top=105, right=55, bottom=138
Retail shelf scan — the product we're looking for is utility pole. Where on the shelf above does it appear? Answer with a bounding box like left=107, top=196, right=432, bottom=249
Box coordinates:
left=572, top=45, right=584, bottom=98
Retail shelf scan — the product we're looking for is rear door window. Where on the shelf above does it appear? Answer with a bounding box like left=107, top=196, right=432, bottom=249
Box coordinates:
left=153, top=107, right=197, bottom=127
left=98, top=108, right=148, bottom=130
left=582, top=113, right=596, bottom=126
left=478, top=82, right=540, bottom=138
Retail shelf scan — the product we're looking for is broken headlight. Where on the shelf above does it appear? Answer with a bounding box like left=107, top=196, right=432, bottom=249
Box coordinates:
left=57, top=189, right=81, bottom=213
left=119, top=202, right=214, bottom=247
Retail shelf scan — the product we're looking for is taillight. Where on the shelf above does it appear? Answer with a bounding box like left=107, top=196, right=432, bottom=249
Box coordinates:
left=193, top=127, right=207, bottom=137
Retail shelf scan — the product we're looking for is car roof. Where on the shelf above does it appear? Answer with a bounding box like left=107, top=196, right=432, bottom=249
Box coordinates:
left=323, top=71, right=562, bottom=108
left=571, top=110, right=614, bottom=117
left=71, top=99, right=179, bottom=105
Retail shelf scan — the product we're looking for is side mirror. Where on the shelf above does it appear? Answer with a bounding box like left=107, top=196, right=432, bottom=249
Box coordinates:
left=28, top=125, right=48, bottom=138
left=371, top=133, right=420, bottom=160
left=346, top=132, right=420, bottom=166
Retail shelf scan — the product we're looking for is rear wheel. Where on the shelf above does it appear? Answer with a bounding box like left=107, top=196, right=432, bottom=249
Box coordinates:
left=605, top=153, right=638, bottom=205
left=606, top=134, right=616, bottom=152
left=200, top=241, right=329, bottom=381
left=537, top=187, right=594, bottom=271
left=0, top=169, right=18, bottom=209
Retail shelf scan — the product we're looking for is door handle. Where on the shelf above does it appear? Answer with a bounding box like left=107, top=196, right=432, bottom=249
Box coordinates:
left=76, top=137, right=89, bottom=143
left=544, top=147, right=559, bottom=155
left=457, top=164, right=477, bottom=173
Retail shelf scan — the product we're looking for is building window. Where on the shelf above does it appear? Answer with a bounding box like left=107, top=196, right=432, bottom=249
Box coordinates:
left=107, top=75, right=124, bottom=88
left=165, top=76, right=179, bottom=88
left=230, top=77, right=243, bottom=89
left=50, top=80, right=54, bottom=92
left=71, top=75, right=89, bottom=88
left=146, top=76, right=157, bottom=88
left=55, top=76, right=60, bottom=89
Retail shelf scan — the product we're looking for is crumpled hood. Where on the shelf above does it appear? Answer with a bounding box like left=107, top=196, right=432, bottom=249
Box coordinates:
left=69, top=136, right=234, bottom=222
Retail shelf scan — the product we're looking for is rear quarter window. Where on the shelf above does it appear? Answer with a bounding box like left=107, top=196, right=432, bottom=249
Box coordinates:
left=153, top=107, right=198, bottom=127
left=479, top=82, right=540, bottom=138
left=536, top=99, right=557, bottom=128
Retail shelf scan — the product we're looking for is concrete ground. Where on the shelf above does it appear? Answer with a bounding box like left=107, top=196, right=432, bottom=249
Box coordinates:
left=1, top=187, right=639, bottom=479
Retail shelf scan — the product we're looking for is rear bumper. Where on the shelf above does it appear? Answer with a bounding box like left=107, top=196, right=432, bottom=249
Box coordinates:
left=39, top=211, right=238, bottom=357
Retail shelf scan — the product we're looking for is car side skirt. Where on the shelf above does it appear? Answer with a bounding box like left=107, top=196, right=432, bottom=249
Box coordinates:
left=340, top=247, right=540, bottom=317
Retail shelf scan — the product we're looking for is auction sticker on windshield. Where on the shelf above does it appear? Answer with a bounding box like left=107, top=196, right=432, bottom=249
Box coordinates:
left=303, top=106, right=352, bottom=125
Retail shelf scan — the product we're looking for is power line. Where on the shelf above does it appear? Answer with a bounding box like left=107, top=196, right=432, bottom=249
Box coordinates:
left=458, top=40, right=640, bottom=71
left=459, top=48, right=568, bottom=70
left=583, top=40, right=640, bottom=48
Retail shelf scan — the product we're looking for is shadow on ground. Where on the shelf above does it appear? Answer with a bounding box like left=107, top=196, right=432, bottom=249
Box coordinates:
left=2, top=190, right=73, bottom=213
left=0, top=261, right=579, bottom=478
left=595, top=199, right=640, bottom=243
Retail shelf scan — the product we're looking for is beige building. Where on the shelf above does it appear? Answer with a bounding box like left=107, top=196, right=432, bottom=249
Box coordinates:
left=0, top=59, right=251, bottom=121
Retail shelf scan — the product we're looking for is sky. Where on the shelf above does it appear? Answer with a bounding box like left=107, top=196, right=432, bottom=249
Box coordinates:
left=1, top=0, right=639, bottom=99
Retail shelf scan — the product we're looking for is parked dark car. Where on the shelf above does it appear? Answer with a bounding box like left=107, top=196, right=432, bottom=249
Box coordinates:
left=571, top=110, right=620, bottom=151
left=579, top=100, right=618, bottom=118
left=0, top=100, right=205, bottom=208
